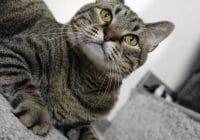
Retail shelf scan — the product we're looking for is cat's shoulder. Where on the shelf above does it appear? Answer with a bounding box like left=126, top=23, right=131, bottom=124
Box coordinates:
left=0, top=0, right=55, bottom=38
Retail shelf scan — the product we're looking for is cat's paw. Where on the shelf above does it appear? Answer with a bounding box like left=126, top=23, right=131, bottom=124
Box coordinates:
left=11, top=92, right=52, bottom=136
left=79, top=126, right=100, bottom=140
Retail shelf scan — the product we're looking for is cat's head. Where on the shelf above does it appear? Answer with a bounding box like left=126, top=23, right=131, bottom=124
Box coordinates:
left=67, top=0, right=174, bottom=79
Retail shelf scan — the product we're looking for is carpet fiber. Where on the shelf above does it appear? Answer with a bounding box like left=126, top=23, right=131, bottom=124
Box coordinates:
left=99, top=90, right=200, bottom=140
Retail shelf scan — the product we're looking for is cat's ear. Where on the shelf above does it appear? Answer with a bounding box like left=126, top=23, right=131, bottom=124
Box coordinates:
left=145, top=21, right=175, bottom=52
left=96, top=0, right=124, bottom=4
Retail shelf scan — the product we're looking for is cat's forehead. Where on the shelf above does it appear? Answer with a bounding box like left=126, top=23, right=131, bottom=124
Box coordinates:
left=78, top=2, right=131, bottom=14
left=99, top=3, right=145, bottom=35
left=111, top=7, right=144, bottom=34
left=77, top=2, right=145, bottom=31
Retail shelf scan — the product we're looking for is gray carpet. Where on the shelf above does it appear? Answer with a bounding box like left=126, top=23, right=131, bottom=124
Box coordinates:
left=0, top=94, right=68, bottom=140
left=99, top=90, right=200, bottom=140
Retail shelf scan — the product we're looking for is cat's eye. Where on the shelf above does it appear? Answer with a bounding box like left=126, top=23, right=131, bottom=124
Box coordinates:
left=100, top=9, right=112, bottom=24
left=123, top=35, right=138, bottom=46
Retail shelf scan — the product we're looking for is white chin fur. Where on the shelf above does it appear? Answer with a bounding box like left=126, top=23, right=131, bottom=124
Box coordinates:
left=81, top=43, right=106, bottom=68
left=81, top=42, right=116, bottom=69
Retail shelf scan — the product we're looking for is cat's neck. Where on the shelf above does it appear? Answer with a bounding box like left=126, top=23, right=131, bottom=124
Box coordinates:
left=65, top=44, right=121, bottom=113
left=69, top=44, right=121, bottom=87
left=45, top=25, right=122, bottom=93
left=44, top=25, right=122, bottom=113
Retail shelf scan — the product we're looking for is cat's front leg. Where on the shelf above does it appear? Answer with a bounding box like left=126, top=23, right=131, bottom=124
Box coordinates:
left=66, top=125, right=100, bottom=140
left=11, top=89, right=52, bottom=136
left=78, top=126, right=99, bottom=140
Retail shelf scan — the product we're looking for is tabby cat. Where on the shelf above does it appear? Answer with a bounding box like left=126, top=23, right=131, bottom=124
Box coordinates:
left=0, top=0, right=174, bottom=139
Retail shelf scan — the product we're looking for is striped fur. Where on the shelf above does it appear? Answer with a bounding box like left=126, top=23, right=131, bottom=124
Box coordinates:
left=79, top=126, right=99, bottom=140
left=0, top=0, right=174, bottom=139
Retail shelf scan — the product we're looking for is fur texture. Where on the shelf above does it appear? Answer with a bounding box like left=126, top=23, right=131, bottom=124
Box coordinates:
left=0, top=0, right=174, bottom=139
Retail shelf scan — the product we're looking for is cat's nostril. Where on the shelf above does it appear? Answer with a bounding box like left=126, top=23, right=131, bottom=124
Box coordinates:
left=103, top=26, right=120, bottom=42
left=103, top=27, right=112, bottom=41
left=104, top=34, right=119, bottom=42
left=104, top=34, right=112, bottom=41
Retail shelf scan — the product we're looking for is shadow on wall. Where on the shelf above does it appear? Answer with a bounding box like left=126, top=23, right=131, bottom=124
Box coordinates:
left=177, top=41, right=200, bottom=113
left=177, top=40, right=200, bottom=90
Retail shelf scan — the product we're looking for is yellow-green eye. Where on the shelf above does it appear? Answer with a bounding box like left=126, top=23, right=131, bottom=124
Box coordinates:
left=123, top=35, right=138, bottom=46
left=100, top=9, right=112, bottom=23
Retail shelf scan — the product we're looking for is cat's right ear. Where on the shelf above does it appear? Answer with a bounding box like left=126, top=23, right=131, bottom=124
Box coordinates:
left=96, top=0, right=124, bottom=4
left=145, top=21, right=175, bottom=52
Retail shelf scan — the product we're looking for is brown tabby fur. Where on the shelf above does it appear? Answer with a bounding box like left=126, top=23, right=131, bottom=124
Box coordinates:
left=0, top=0, right=174, bottom=139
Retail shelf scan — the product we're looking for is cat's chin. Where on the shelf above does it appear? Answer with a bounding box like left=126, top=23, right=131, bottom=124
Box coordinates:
left=80, top=43, right=123, bottom=77
left=80, top=43, right=109, bottom=68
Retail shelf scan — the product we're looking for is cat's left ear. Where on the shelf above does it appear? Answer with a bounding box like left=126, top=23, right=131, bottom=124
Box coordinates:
left=96, top=0, right=124, bottom=4
left=145, top=21, right=175, bottom=52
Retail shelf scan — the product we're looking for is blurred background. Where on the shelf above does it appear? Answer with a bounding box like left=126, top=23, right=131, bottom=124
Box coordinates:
left=43, top=0, right=200, bottom=120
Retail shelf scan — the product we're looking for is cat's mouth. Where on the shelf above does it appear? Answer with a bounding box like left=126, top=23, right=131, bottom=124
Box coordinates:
left=89, top=41, right=116, bottom=61
left=81, top=41, right=124, bottom=80
left=80, top=40, right=120, bottom=71
left=93, top=42, right=109, bottom=60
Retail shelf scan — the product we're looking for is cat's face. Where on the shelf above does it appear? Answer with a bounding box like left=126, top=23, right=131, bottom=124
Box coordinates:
left=68, top=0, right=174, bottom=79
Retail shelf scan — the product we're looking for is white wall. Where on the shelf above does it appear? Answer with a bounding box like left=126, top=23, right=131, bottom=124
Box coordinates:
left=43, top=0, right=200, bottom=120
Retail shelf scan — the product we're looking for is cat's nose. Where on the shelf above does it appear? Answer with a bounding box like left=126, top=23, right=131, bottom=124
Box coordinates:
left=103, top=26, right=120, bottom=42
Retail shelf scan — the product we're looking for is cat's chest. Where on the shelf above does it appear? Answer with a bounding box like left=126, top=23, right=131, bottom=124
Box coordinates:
left=48, top=88, right=106, bottom=127
left=46, top=74, right=118, bottom=127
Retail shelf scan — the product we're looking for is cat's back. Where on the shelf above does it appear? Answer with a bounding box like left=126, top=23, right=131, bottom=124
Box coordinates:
left=0, top=0, right=55, bottom=38
left=0, top=35, right=51, bottom=87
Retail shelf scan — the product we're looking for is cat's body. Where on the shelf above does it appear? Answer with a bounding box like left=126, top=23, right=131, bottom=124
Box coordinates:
left=0, top=28, right=118, bottom=135
left=0, top=0, right=174, bottom=139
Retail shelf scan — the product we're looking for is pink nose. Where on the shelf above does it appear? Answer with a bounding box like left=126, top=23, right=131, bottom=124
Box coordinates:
left=103, top=26, right=120, bottom=42
left=104, top=34, right=112, bottom=41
